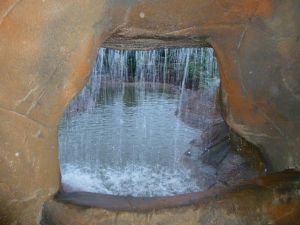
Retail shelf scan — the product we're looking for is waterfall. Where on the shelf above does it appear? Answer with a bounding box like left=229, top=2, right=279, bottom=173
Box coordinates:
left=98, top=47, right=218, bottom=86
left=178, top=49, right=191, bottom=118
left=163, top=48, right=168, bottom=88
left=64, top=47, right=219, bottom=117
left=59, top=47, right=220, bottom=197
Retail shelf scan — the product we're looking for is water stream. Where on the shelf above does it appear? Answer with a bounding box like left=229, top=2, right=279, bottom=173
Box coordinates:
left=59, top=47, right=219, bottom=197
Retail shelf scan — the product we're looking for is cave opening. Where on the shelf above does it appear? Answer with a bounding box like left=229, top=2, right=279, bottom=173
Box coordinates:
left=58, top=47, right=265, bottom=199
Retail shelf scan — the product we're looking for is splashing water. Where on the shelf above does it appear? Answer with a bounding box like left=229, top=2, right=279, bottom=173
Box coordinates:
left=62, top=164, right=200, bottom=197
left=59, top=47, right=219, bottom=197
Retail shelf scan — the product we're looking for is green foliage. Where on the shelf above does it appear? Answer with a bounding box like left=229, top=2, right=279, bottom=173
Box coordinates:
left=101, top=48, right=219, bottom=88
left=127, top=52, right=136, bottom=80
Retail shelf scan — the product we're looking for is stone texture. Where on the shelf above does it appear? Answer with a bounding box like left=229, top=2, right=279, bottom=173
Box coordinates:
left=42, top=170, right=300, bottom=225
left=0, top=0, right=299, bottom=224
left=181, top=122, right=266, bottom=189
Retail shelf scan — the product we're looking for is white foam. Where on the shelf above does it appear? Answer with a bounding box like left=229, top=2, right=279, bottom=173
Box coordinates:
left=61, top=163, right=201, bottom=197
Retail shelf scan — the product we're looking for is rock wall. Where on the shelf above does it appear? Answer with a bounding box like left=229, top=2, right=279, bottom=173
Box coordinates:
left=42, top=171, right=300, bottom=225
left=0, top=0, right=299, bottom=224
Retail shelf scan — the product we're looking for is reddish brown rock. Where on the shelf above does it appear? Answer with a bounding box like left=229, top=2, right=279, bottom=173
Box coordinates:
left=41, top=170, right=300, bottom=225
left=0, top=0, right=299, bottom=224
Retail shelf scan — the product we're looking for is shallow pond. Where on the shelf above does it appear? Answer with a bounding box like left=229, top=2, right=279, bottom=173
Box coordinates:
left=59, top=84, right=203, bottom=197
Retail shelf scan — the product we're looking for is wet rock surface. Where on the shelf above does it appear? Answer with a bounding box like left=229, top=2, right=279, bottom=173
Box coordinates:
left=178, top=82, right=265, bottom=190
left=42, top=170, right=300, bottom=225
left=181, top=122, right=266, bottom=189
left=176, top=85, right=222, bottom=129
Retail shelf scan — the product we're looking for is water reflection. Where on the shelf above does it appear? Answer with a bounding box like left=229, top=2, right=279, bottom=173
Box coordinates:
left=59, top=84, right=202, bottom=196
left=59, top=47, right=220, bottom=197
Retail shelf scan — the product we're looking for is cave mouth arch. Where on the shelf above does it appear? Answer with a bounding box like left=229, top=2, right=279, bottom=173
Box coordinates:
left=1, top=1, right=299, bottom=224
left=57, top=44, right=264, bottom=209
